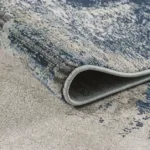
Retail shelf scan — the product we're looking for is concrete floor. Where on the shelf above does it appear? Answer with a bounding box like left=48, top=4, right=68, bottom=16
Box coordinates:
left=0, top=48, right=150, bottom=150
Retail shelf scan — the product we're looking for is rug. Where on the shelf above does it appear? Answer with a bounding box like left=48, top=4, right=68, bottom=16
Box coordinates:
left=1, top=0, right=150, bottom=106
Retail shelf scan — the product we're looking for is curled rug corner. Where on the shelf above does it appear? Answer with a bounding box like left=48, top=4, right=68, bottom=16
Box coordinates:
left=63, top=66, right=150, bottom=106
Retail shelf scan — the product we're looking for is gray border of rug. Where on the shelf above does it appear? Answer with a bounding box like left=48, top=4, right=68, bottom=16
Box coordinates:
left=63, top=65, right=150, bottom=106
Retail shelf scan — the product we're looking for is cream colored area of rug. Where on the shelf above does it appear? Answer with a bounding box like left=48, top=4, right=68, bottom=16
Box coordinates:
left=0, top=48, right=150, bottom=150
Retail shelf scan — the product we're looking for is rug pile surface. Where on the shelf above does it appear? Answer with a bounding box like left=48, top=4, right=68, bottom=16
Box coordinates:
left=0, top=0, right=150, bottom=105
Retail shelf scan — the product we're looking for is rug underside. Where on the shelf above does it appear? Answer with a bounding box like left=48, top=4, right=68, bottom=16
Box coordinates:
left=63, top=66, right=150, bottom=106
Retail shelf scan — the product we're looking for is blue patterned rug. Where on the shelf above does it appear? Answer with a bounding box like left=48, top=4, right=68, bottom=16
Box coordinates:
left=1, top=0, right=150, bottom=106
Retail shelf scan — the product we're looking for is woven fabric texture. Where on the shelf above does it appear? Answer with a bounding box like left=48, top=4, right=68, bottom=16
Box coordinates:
left=1, top=0, right=150, bottom=105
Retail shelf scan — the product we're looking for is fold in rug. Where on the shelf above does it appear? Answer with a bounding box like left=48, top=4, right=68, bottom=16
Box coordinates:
left=1, top=0, right=150, bottom=106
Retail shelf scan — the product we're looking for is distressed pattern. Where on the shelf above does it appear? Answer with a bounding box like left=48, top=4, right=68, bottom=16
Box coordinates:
left=1, top=0, right=150, bottom=98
